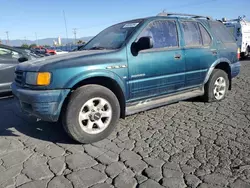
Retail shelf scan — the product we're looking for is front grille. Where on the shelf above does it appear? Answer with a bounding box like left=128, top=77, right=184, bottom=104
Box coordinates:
left=15, top=71, right=24, bottom=86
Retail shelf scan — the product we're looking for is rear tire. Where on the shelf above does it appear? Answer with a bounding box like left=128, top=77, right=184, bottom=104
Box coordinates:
left=241, top=47, right=250, bottom=59
left=62, top=84, right=120, bottom=144
left=245, top=46, right=249, bottom=57
left=202, top=69, right=229, bottom=102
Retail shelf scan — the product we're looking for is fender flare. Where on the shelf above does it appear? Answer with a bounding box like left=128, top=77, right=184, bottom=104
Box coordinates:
left=203, top=58, right=231, bottom=84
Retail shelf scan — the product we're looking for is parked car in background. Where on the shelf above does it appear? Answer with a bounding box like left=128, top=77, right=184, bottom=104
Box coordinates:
left=222, top=16, right=250, bottom=59
left=55, top=49, right=68, bottom=55
left=12, top=12, right=240, bottom=143
left=0, top=44, right=37, bottom=94
left=14, top=47, right=41, bottom=58
left=30, top=48, right=51, bottom=57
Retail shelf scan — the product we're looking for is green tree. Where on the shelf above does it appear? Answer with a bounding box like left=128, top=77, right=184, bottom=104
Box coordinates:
left=77, top=40, right=85, bottom=45
left=29, top=43, right=37, bottom=48
left=21, top=44, right=29, bottom=48
left=44, top=45, right=50, bottom=48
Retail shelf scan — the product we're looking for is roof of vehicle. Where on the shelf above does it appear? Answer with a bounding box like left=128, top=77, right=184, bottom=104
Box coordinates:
left=105, top=12, right=216, bottom=30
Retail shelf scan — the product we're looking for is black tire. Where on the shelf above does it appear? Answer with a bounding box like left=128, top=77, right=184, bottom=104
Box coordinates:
left=240, top=52, right=246, bottom=60
left=203, top=69, right=229, bottom=102
left=241, top=47, right=250, bottom=59
left=62, top=84, right=120, bottom=144
left=245, top=46, right=250, bottom=57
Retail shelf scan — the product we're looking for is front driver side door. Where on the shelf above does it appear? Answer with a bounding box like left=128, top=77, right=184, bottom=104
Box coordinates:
left=127, top=19, right=186, bottom=101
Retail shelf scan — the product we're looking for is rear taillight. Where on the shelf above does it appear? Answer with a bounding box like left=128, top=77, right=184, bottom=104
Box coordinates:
left=237, top=48, right=241, bottom=60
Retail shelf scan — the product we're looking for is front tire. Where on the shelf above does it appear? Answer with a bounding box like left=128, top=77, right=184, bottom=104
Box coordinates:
left=203, top=69, right=229, bottom=102
left=63, top=85, right=120, bottom=144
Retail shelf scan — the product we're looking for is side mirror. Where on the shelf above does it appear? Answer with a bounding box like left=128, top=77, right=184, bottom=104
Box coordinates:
left=131, top=36, right=153, bottom=56
left=18, top=57, right=28, bottom=63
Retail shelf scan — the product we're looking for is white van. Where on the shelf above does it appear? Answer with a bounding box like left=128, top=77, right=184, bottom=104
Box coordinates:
left=222, top=16, right=250, bottom=58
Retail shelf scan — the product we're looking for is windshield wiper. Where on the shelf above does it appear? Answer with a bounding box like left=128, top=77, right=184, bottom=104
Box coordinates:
left=88, top=46, right=107, bottom=50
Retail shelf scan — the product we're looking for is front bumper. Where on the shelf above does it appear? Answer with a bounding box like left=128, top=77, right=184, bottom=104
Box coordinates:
left=230, top=61, right=241, bottom=79
left=11, top=83, right=70, bottom=122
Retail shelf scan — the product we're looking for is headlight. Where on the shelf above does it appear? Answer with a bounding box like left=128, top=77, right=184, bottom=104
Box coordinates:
left=25, top=72, right=37, bottom=85
left=26, top=72, right=51, bottom=86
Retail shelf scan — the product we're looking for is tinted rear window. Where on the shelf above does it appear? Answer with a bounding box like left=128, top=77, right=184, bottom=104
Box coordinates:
left=199, top=23, right=212, bottom=46
left=210, top=21, right=235, bottom=43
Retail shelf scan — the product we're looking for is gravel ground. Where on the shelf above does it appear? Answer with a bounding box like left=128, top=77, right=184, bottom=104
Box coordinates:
left=0, top=60, right=249, bottom=188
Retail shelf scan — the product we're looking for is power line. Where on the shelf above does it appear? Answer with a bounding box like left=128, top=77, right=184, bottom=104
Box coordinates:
left=75, top=0, right=217, bottom=36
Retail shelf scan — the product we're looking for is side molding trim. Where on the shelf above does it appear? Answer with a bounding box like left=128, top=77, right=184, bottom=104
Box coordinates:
left=126, top=87, right=204, bottom=116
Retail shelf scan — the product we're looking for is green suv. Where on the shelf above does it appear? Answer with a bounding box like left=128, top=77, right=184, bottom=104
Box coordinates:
left=12, top=13, right=240, bottom=143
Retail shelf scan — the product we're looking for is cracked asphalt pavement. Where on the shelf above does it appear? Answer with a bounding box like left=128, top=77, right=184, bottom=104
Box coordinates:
left=0, top=60, right=250, bottom=188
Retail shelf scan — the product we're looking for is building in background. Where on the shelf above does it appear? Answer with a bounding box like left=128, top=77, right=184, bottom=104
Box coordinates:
left=53, top=40, right=58, bottom=46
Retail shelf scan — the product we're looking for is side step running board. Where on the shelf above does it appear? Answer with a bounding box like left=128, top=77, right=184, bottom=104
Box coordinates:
left=126, top=88, right=204, bottom=116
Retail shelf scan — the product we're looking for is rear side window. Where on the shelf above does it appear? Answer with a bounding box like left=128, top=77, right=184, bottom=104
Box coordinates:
left=181, top=22, right=202, bottom=47
left=138, top=20, right=179, bottom=48
left=210, top=21, right=235, bottom=43
left=199, top=24, right=212, bottom=46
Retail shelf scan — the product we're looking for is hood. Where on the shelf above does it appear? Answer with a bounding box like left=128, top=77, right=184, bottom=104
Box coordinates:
left=17, top=50, right=115, bottom=72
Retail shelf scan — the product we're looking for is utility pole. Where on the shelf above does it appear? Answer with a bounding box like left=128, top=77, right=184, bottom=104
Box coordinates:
left=73, top=28, right=77, bottom=44
left=63, top=10, right=69, bottom=45
left=5, top=31, right=9, bottom=45
left=35, top=32, right=38, bottom=46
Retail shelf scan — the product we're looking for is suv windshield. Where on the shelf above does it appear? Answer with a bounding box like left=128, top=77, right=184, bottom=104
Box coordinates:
left=81, top=20, right=143, bottom=50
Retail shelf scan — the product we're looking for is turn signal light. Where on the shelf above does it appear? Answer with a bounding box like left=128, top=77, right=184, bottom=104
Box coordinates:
left=37, top=72, right=51, bottom=86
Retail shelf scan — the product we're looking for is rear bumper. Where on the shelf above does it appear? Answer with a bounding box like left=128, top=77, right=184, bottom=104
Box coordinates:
left=230, top=61, right=241, bottom=79
left=11, top=83, right=70, bottom=122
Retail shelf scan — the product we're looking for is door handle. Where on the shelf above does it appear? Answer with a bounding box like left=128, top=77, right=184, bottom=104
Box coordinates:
left=174, top=54, right=182, bottom=59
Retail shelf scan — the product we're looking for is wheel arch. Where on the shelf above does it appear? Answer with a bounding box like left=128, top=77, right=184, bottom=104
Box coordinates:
left=63, top=71, right=126, bottom=119
left=204, top=58, right=232, bottom=90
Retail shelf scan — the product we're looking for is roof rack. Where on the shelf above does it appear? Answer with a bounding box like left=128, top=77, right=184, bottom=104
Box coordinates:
left=157, top=12, right=212, bottom=20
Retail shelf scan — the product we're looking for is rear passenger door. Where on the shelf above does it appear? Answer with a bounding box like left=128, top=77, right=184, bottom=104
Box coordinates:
left=180, top=21, right=217, bottom=88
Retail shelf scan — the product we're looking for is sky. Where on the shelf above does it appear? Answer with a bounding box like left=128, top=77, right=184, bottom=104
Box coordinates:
left=0, top=0, right=249, bottom=41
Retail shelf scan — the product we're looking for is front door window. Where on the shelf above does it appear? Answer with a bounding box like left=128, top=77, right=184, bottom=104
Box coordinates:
left=138, top=20, right=179, bottom=49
